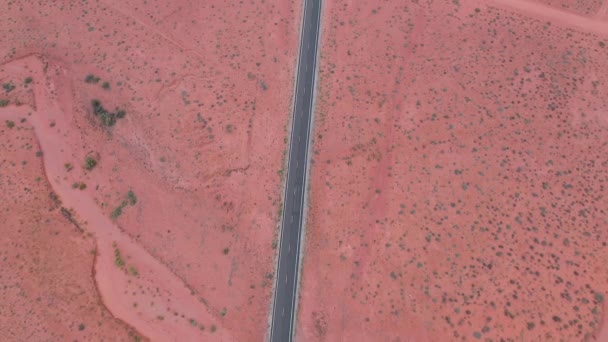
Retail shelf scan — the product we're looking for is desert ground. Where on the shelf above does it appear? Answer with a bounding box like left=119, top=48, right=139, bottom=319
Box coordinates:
left=0, top=0, right=300, bottom=341
left=298, top=0, right=608, bottom=341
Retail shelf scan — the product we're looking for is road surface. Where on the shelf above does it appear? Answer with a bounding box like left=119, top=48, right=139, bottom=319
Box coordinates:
left=269, top=0, right=321, bottom=341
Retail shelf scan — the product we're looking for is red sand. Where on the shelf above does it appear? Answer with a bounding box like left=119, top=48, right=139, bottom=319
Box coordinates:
left=531, top=0, right=605, bottom=18
left=0, top=0, right=300, bottom=341
left=1, top=120, right=137, bottom=341
left=298, top=0, right=608, bottom=341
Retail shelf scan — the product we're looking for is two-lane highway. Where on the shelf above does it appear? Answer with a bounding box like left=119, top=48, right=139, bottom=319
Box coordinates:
left=269, top=0, right=321, bottom=341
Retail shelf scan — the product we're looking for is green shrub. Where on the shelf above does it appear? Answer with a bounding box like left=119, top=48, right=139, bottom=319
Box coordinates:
left=111, top=206, right=123, bottom=219
left=84, top=156, right=97, bottom=170
left=85, top=74, right=100, bottom=84
left=127, top=191, right=137, bottom=205
left=114, top=246, right=125, bottom=267
left=90, top=99, right=124, bottom=126
left=2, top=82, right=15, bottom=93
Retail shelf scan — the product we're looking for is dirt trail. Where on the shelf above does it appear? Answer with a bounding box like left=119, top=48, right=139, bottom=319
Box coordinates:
left=489, top=0, right=608, bottom=35
left=0, top=55, right=233, bottom=342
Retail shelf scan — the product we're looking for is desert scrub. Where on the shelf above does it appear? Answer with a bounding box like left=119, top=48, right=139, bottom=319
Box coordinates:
left=84, top=74, right=100, bottom=84
left=102, top=81, right=111, bottom=90
left=128, top=266, right=139, bottom=276
left=127, top=190, right=137, bottom=205
left=111, top=191, right=139, bottom=219
left=24, top=76, right=33, bottom=85
left=84, top=156, right=97, bottom=170
left=90, top=99, right=126, bottom=126
left=113, top=243, right=125, bottom=267
left=0, top=99, right=9, bottom=107
left=5, top=120, right=15, bottom=129
left=111, top=205, right=124, bottom=219
left=2, top=82, right=15, bottom=93
left=71, top=182, right=87, bottom=190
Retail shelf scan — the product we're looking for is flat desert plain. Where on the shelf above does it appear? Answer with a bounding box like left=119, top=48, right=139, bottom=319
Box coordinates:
left=298, top=0, right=608, bottom=341
left=0, top=0, right=300, bottom=340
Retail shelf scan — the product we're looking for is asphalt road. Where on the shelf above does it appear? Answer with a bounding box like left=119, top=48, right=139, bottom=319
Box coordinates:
left=269, top=0, right=321, bottom=341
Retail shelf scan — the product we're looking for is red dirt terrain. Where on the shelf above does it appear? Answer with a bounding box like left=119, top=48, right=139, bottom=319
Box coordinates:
left=0, top=0, right=300, bottom=341
left=1, top=125, right=138, bottom=341
left=531, top=0, right=605, bottom=18
left=298, top=0, right=608, bottom=341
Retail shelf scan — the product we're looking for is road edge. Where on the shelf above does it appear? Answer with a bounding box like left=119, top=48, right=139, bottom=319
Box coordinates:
left=290, top=0, right=323, bottom=340
left=265, top=0, right=308, bottom=340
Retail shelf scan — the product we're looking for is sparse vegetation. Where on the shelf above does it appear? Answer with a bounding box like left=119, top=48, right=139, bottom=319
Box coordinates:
left=113, top=244, right=125, bottom=267
left=84, top=156, right=97, bottom=170
left=6, top=120, right=15, bottom=129
left=78, top=182, right=87, bottom=190
left=84, top=74, right=100, bottom=84
left=111, top=205, right=123, bottom=219
left=2, top=82, right=15, bottom=93
left=127, top=190, right=137, bottom=205
left=110, top=191, right=138, bottom=219
left=128, top=266, right=139, bottom=276
left=90, top=99, right=126, bottom=126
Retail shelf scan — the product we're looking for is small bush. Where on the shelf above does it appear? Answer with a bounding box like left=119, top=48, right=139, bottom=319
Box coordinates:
left=24, top=77, right=33, bottom=84
left=2, top=82, right=15, bottom=93
left=6, top=120, right=15, bottom=129
left=128, top=266, right=139, bottom=276
left=127, top=190, right=137, bottom=205
left=84, top=156, right=97, bottom=170
left=114, top=246, right=125, bottom=267
left=0, top=99, right=8, bottom=107
left=111, top=206, right=123, bottom=219
left=85, top=74, right=100, bottom=84
left=102, top=82, right=111, bottom=90
left=90, top=99, right=124, bottom=126
left=99, top=111, right=117, bottom=126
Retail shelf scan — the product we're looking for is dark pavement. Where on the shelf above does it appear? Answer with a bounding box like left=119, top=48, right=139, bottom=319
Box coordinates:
left=269, top=0, right=321, bottom=341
